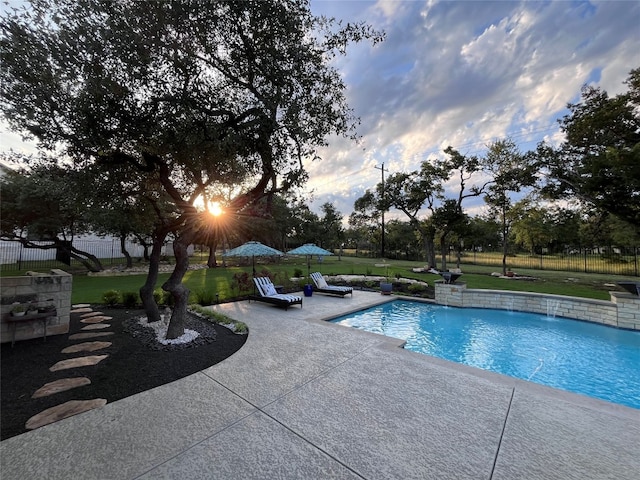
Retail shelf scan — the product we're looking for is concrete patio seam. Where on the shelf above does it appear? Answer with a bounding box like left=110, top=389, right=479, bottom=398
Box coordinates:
left=130, top=408, right=264, bottom=480
left=489, top=387, right=516, bottom=480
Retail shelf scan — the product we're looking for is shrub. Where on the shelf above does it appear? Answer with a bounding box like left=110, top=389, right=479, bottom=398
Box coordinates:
left=194, top=289, right=217, bottom=306
left=153, top=288, right=174, bottom=306
left=122, top=291, right=139, bottom=308
left=231, top=272, right=252, bottom=294
left=408, top=283, right=427, bottom=294
left=153, top=288, right=164, bottom=304
left=188, top=304, right=248, bottom=334
left=258, top=268, right=273, bottom=279
left=102, top=289, right=121, bottom=306
left=293, top=268, right=303, bottom=278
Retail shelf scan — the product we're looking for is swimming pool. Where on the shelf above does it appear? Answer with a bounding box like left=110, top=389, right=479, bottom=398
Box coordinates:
left=331, top=300, right=640, bottom=409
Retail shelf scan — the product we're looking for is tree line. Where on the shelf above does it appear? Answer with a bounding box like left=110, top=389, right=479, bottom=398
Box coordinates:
left=348, top=68, right=639, bottom=273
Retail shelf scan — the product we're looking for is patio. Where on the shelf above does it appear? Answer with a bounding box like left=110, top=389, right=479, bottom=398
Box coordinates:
left=1, top=291, right=638, bottom=479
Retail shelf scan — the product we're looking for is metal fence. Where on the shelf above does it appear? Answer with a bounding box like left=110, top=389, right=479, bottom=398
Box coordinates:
left=0, top=239, right=168, bottom=271
left=452, top=246, right=639, bottom=277
left=2, top=239, right=638, bottom=277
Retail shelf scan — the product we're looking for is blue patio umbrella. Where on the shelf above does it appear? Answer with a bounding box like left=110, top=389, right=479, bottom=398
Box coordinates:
left=287, top=243, right=333, bottom=280
left=222, top=241, right=284, bottom=276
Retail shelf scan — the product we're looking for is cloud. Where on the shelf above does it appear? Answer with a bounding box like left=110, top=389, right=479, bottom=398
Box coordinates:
left=306, top=0, right=640, bottom=221
left=2, top=0, right=638, bottom=224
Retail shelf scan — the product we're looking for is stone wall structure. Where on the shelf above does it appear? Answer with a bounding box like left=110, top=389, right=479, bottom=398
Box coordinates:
left=1, top=269, right=72, bottom=343
left=434, top=281, right=639, bottom=330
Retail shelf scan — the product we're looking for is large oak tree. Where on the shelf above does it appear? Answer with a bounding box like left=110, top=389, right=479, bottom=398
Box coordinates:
left=1, top=0, right=382, bottom=338
left=537, top=68, right=640, bottom=234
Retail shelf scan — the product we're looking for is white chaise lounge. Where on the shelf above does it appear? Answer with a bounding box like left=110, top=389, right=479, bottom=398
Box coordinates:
left=310, top=272, right=353, bottom=297
left=250, top=277, right=303, bottom=309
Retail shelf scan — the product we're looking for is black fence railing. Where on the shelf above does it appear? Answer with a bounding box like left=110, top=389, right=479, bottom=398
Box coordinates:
left=448, top=246, right=639, bottom=277
left=0, top=239, right=162, bottom=271
left=2, top=239, right=638, bottom=277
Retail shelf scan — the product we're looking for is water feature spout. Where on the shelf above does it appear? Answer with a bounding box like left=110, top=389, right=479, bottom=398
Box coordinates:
left=440, top=272, right=463, bottom=284
left=546, top=299, right=559, bottom=318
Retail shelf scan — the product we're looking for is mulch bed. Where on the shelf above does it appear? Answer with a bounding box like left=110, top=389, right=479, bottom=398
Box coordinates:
left=1, top=307, right=247, bottom=441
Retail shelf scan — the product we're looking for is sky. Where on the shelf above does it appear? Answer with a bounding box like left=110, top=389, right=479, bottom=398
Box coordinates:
left=303, top=0, right=640, bottom=219
left=1, top=0, right=639, bottom=222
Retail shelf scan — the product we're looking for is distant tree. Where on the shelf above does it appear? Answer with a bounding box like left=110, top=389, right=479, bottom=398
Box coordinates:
left=88, top=164, right=165, bottom=268
left=347, top=193, right=379, bottom=257
left=385, top=219, right=421, bottom=260
left=509, top=200, right=554, bottom=255
left=464, top=216, right=502, bottom=252
left=482, top=140, right=537, bottom=274
left=537, top=68, right=640, bottom=233
left=354, top=147, right=486, bottom=268
left=383, top=167, right=444, bottom=267
left=546, top=207, right=582, bottom=253
left=0, top=0, right=383, bottom=338
left=431, top=199, right=470, bottom=270
left=0, top=160, right=104, bottom=271
left=319, top=202, right=344, bottom=251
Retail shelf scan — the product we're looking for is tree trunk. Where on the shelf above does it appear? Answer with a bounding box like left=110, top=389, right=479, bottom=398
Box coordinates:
left=68, top=245, right=104, bottom=272
left=162, top=234, right=193, bottom=340
left=139, top=230, right=165, bottom=324
left=419, top=223, right=437, bottom=269
left=207, top=241, right=218, bottom=268
left=440, top=234, right=448, bottom=271
left=501, top=208, right=509, bottom=275
left=134, top=234, right=151, bottom=261
left=120, top=233, right=132, bottom=268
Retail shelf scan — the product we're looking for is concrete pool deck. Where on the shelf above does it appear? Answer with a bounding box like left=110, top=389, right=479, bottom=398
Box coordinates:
left=1, top=291, right=638, bottom=479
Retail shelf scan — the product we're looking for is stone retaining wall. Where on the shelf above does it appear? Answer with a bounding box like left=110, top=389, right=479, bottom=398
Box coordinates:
left=434, top=281, right=639, bottom=330
left=1, top=269, right=72, bottom=343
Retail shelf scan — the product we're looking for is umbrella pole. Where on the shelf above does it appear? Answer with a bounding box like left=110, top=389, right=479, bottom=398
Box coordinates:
left=252, top=255, right=256, bottom=296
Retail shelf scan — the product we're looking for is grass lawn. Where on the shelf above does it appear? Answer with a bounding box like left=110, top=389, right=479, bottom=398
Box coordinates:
left=45, top=255, right=634, bottom=304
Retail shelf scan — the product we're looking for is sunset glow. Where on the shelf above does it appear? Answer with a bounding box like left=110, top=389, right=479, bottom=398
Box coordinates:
left=208, top=201, right=223, bottom=217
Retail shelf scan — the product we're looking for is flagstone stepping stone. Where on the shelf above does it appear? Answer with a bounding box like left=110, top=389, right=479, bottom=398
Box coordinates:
left=71, top=307, right=93, bottom=314
left=81, top=323, right=111, bottom=330
left=68, top=332, right=114, bottom=340
left=80, top=316, right=112, bottom=324
left=26, top=399, right=107, bottom=430
left=81, top=311, right=104, bottom=318
left=72, top=304, right=91, bottom=309
left=32, top=377, right=91, bottom=398
left=61, top=341, right=112, bottom=354
left=49, top=355, right=108, bottom=372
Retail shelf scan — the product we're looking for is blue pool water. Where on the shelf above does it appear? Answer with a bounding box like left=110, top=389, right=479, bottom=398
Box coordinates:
left=331, top=301, right=640, bottom=409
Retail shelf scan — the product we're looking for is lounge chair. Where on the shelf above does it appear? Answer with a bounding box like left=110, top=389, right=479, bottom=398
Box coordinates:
left=250, top=277, right=303, bottom=309
left=310, top=272, right=353, bottom=297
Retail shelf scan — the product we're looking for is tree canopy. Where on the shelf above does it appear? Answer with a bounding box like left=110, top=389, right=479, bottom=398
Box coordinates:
left=537, top=68, right=640, bottom=231
left=0, top=0, right=383, bottom=337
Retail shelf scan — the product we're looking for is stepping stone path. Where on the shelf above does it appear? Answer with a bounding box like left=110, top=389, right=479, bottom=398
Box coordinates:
left=26, top=399, right=107, bottom=430
left=32, top=378, right=91, bottom=399
left=81, top=316, right=112, bottom=324
left=70, top=307, right=93, bottom=314
left=68, top=332, right=114, bottom=340
left=61, top=341, right=112, bottom=354
left=26, top=305, right=116, bottom=431
left=49, top=354, right=109, bottom=372
left=81, top=323, right=111, bottom=330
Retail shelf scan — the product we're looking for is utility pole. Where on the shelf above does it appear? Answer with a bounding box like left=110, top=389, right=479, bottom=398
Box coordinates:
left=374, top=163, right=385, bottom=258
